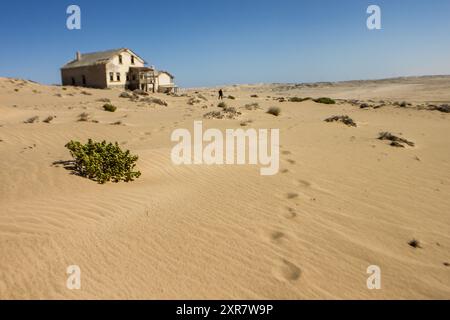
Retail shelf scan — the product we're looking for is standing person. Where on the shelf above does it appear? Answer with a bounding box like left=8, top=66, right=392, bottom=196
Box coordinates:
left=218, top=89, right=224, bottom=100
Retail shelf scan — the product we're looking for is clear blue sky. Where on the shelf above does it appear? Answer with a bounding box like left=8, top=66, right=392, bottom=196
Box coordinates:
left=0, top=0, right=449, bottom=87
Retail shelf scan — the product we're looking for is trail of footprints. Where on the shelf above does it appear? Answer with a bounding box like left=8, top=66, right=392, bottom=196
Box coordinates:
left=267, top=147, right=307, bottom=283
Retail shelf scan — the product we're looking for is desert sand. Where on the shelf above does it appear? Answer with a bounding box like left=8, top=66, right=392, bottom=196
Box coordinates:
left=0, top=76, right=449, bottom=299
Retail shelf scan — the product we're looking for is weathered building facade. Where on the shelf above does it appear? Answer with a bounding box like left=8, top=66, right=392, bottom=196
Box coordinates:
left=61, top=48, right=177, bottom=93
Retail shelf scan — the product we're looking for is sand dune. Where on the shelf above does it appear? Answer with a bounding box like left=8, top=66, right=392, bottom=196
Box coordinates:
left=0, top=76, right=449, bottom=299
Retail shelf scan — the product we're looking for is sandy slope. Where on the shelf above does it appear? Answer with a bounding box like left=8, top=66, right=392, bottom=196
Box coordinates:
left=0, top=76, right=449, bottom=299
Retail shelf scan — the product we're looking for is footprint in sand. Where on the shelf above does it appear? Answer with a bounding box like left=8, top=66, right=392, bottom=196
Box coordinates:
left=270, top=231, right=286, bottom=244
left=286, top=159, right=296, bottom=165
left=284, top=207, right=297, bottom=219
left=295, top=179, right=330, bottom=194
left=286, top=192, right=299, bottom=199
left=297, top=179, right=311, bottom=188
left=276, top=259, right=301, bottom=281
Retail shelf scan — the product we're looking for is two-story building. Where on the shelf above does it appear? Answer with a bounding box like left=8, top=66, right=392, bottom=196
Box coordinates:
left=60, top=48, right=177, bottom=93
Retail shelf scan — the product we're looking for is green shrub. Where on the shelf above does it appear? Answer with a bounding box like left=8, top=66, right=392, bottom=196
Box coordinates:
left=314, top=97, right=336, bottom=104
left=267, top=106, right=281, bottom=116
left=103, top=103, right=117, bottom=112
left=65, top=139, right=141, bottom=184
left=218, top=102, right=227, bottom=108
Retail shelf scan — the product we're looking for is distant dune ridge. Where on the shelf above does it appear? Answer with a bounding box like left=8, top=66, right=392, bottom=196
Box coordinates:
left=0, top=75, right=449, bottom=299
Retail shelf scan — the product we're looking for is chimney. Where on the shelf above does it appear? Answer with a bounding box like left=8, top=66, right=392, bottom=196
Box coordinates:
left=76, top=51, right=82, bottom=61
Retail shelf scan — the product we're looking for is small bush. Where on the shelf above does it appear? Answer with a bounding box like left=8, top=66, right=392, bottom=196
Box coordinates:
left=223, top=106, right=237, bottom=113
left=103, top=103, right=117, bottom=112
left=240, top=120, right=253, bottom=126
left=267, top=106, right=281, bottom=116
left=24, top=116, right=39, bottom=124
left=378, top=132, right=415, bottom=147
left=324, top=115, right=356, bottom=127
left=408, top=239, right=421, bottom=249
left=141, top=97, right=168, bottom=106
left=244, top=102, right=260, bottom=110
left=119, top=92, right=133, bottom=98
left=78, top=112, right=90, bottom=122
left=227, top=95, right=236, bottom=100
left=203, top=111, right=223, bottom=119
left=218, top=102, right=227, bottom=108
left=289, top=97, right=311, bottom=102
left=314, top=97, right=336, bottom=104
left=203, top=107, right=242, bottom=120
left=43, top=116, right=55, bottom=123
left=65, top=139, right=141, bottom=184
left=187, top=97, right=201, bottom=105
left=429, top=104, right=450, bottom=113
left=250, top=94, right=259, bottom=98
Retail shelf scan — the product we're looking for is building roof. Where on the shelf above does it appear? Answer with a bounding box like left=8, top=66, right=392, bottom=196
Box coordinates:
left=61, top=48, right=145, bottom=69
left=158, top=70, right=175, bottom=78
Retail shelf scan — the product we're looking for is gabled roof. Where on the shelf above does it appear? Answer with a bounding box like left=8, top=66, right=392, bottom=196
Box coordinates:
left=61, top=48, right=146, bottom=69
left=158, top=70, right=174, bottom=78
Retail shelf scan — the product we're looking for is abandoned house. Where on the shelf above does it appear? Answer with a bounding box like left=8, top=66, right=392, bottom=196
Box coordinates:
left=60, top=48, right=177, bottom=93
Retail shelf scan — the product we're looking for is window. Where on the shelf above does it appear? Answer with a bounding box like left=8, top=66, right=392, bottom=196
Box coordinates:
left=116, top=73, right=121, bottom=82
left=82, top=75, right=86, bottom=85
left=71, top=77, right=75, bottom=85
left=109, top=72, right=114, bottom=82
left=132, top=75, right=136, bottom=81
left=126, top=72, right=129, bottom=81
left=131, top=56, right=135, bottom=64
left=119, top=55, right=123, bottom=64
